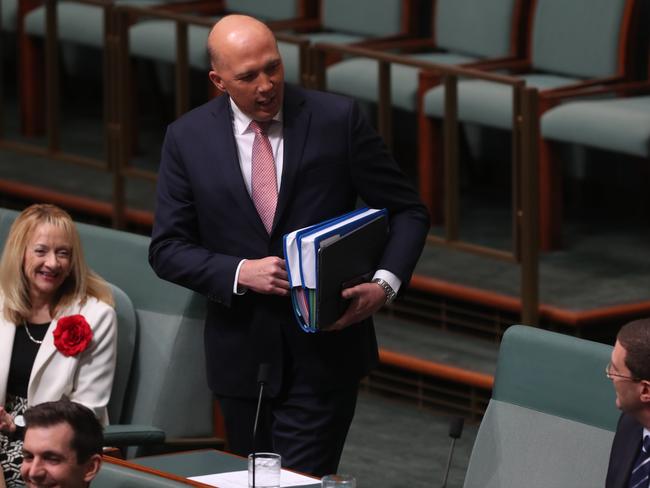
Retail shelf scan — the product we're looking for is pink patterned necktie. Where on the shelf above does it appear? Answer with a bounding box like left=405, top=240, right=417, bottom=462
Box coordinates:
left=250, top=120, right=278, bottom=234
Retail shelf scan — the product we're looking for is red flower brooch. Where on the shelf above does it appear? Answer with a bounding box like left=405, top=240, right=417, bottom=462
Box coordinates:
left=53, top=314, right=93, bottom=357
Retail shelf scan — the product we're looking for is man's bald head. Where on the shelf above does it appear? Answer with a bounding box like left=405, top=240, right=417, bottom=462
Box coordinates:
left=207, top=15, right=277, bottom=71
left=206, top=14, right=285, bottom=121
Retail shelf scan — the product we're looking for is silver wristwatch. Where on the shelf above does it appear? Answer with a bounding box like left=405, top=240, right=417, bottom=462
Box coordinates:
left=372, top=278, right=397, bottom=305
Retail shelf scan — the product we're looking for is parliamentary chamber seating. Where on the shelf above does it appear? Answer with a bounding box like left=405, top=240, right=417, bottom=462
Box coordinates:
left=416, top=0, right=642, bottom=250
left=463, top=324, right=619, bottom=488
left=299, top=0, right=649, bottom=253
left=5, top=0, right=650, bottom=231
left=0, top=207, right=219, bottom=456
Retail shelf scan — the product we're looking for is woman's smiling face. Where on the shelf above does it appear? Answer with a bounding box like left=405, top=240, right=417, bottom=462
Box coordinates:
left=23, top=223, right=73, bottom=305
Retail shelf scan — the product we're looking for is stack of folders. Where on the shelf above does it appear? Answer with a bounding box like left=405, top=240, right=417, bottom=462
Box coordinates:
left=283, top=207, right=388, bottom=333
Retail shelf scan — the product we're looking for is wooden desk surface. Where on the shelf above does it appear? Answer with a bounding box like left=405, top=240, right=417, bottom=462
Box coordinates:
left=130, top=449, right=320, bottom=487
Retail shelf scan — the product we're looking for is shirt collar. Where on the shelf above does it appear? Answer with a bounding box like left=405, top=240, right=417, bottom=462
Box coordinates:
left=229, top=98, right=282, bottom=135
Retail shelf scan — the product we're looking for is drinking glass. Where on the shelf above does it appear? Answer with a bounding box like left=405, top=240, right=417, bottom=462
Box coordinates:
left=321, top=474, right=356, bottom=488
left=248, top=452, right=281, bottom=488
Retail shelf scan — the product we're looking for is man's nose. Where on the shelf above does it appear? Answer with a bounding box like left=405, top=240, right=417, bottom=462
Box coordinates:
left=27, top=459, right=46, bottom=479
left=258, top=73, right=273, bottom=92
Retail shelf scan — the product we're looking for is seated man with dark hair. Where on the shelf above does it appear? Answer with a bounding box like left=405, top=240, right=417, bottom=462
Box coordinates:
left=20, top=400, right=103, bottom=488
left=606, top=319, right=650, bottom=488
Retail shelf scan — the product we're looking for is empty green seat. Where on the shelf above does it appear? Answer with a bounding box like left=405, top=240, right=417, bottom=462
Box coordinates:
left=422, top=0, right=628, bottom=124
left=23, top=0, right=163, bottom=45
left=326, top=0, right=520, bottom=112
left=126, top=0, right=306, bottom=83
left=463, top=325, right=619, bottom=488
left=418, top=0, right=636, bottom=250
left=542, top=95, right=650, bottom=158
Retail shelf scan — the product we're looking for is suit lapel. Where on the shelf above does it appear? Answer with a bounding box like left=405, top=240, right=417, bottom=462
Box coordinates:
left=272, top=85, right=310, bottom=235
left=210, top=97, right=269, bottom=239
left=616, top=420, right=643, bottom=488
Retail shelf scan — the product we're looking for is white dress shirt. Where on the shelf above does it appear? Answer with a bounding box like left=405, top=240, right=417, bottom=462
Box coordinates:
left=228, top=99, right=401, bottom=297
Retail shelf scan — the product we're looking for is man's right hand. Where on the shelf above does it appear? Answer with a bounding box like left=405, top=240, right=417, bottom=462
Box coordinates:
left=238, top=257, right=290, bottom=296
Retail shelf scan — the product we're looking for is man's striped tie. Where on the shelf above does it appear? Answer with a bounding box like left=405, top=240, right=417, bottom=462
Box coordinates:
left=250, top=119, right=277, bottom=234
left=629, top=435, right=650, bottom=488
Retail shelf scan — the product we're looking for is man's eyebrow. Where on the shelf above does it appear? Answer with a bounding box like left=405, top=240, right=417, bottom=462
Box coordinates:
left=235, top=69, right=257, bottom=79
left=43, top=451, right=64, bottom=458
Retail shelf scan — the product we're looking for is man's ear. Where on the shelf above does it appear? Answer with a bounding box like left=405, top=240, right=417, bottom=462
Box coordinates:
left=209, top=71, right=226, bottom=93
left=639, top=380, right=650, bottom=403
left=83, top=454, right=102, bottom=483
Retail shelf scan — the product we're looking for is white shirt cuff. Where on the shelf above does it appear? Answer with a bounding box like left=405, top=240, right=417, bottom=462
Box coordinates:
left=233, top=259, right=247, bottom=295
left=372, top=269, right=401, bottom=294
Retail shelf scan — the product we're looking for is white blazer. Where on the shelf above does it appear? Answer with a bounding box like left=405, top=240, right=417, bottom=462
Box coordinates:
left=0, top=296, right=117, bottom=425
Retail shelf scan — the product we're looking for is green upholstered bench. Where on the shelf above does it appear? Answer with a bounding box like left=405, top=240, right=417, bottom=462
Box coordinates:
left=93, top=458, right=193, bottom=487
left=326, top=0, right=520, bottom=112
left=462, top=325, right=619, bottom=488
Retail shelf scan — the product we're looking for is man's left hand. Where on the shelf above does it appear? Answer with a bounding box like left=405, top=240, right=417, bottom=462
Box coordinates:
left=327, top=282, right=386, bottom=331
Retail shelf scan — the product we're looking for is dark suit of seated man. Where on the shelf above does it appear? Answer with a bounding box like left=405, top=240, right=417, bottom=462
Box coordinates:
left=606, top=319, right=650, bottom=488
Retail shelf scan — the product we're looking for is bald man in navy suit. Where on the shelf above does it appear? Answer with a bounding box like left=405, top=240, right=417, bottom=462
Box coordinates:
left=149, top=15, right=429, bottom=476
left=605, top=319, right=650, bottom=488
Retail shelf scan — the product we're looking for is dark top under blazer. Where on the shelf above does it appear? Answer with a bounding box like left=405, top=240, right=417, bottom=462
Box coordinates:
left=149, top=84, right=430, bottom=399
left=606, top=413, right=644, bottom=488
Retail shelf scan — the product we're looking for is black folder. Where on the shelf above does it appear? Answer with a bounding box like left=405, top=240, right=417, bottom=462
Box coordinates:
left=316, top=214, right=389, bottom=329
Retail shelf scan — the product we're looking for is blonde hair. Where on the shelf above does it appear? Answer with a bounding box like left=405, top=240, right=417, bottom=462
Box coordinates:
left=0, top=204, right=114, bottom=323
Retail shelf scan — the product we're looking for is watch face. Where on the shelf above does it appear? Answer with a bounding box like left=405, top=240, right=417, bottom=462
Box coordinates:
left=14, top=415, right=25, bottom=427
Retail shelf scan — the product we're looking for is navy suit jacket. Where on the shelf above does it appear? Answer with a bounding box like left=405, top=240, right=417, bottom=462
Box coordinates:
left=606, top=413, right=644, bottom=488
left=149, top=84, right=430, bottom=399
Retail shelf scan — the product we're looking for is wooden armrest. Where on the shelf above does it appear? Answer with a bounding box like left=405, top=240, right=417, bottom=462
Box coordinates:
left=477, top=58, right=531, bottom=72
left=352, top=36, right=437, bottom=53
left=151, top=0, right=224, bottom=15
left=351, top=33, right=419, bottom=51
left=465, top=56, right=526, bottom=70
left=265, top=17, right=320, bottom=32
left=542, top=79, right=650, bottom=101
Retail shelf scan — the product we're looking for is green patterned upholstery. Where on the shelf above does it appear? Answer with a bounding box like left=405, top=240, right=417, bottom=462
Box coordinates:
left=531, top=0, right=627, bottom=79
left=462, top=325, right=619, bottom=488
left=542, top=95, right=650, bottom=158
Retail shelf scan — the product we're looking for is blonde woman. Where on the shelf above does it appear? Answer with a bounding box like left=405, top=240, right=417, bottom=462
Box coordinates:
left=0, top=204, right=117, bottom=486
